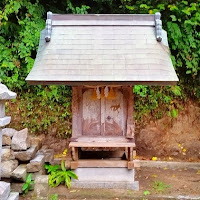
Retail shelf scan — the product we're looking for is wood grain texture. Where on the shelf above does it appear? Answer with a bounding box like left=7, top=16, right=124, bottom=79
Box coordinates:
left=72, top=86, right=83, bottom=137
left=126, top=87, right=135, bottom=138
left=69, top=141, right=135, bottom=148
left=104, top=88, right=124, bottom=136
left=82, top=89, right=101, bottom=136
left=71, top=147, right=79, bottom=161
left=70, top=159, right=128, bottom=169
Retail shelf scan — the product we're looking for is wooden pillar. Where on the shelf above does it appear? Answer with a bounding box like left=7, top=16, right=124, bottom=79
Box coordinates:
left=72, top=86, right=83, bottom=138
left=123, top=86, right=135, bottom=139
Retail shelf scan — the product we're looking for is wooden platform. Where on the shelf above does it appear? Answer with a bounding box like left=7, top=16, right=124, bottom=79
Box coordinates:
left=69, top=137, right=136, bottom=168
left=69, top=137, right=136, bottom=148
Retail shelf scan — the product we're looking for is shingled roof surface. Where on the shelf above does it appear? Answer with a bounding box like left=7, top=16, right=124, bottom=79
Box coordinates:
left=26, top=13, right=178, bottom=85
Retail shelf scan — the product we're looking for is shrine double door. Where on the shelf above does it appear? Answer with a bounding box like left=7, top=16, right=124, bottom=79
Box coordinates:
left=72, top=86, right=134, bottom=138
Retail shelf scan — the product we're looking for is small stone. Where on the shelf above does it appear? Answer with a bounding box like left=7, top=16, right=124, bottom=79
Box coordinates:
left=27, top=154, right=45, bottom=172
left=14, top=145, right=38, bottom=161
left=30, top=136, right=43, bottom=150
left=2, top=148, right=15, bottom=161
left=0, top=181, right=10, bottom=200
left=11, top=128, right=31, bottom=150
left=2, top=128, right=17, bottom=137
left=1, top=160, right=18, bottom=178
left=34, top=175, right=49, bottom=198
left=2, top=135, right=12, bottom=146
left=38, top=149, right=54, bottom=163
left=12, top=165, right=27, bottom=182
left=7, top=192, right=19, bottom=200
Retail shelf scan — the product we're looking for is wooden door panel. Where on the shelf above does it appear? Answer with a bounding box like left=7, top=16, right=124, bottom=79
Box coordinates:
left=82, top=89, right=101, bottom=136
left=104, top=89, right=124, bottom=136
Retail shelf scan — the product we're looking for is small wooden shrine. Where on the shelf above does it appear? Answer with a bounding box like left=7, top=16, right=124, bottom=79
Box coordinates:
left=26, top=12, right=178, bottom=189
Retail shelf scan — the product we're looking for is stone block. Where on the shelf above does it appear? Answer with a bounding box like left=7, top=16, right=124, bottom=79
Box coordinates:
left=11, top=128, right=30, bottom=151
left=2, top=148, right=15, bottom=161
left=0, top=181, right=10, bottom=200
left=2, top=135, right=11, bottom=146
left=34, top=175, right=49, bottom=198
left=2, top=128, right=17, bottom=138
left=11, top=182, right=34, bottom=194
left=0, top=101, right=5, bottom=118
left=71, top=180, right=139, bottom=190
left=27, top=154, right=45, bottom=172
left=71, top=168, right=139, bottom=190
left=32, top=169, right=46, bottom=180
left=11, top=165, right=27, bottom=182
left=14, top=145, right=38, bottom=161
left=73, top=168, right=135, bottom=182
left=11, top=183, right=23, bottom=194
left=7, top=192, right=19, bottom=200
left=50, top=158, right=61, bottom=166
left=38, top=149, right=54, bottom=163
left=1, top=160, right=18, bottom=178
left=30, top=136, right=43, bottom=150
left=0, top=116, right=11, bottom=127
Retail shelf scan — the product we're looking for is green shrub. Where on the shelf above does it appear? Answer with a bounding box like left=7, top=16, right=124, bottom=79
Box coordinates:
left=45, top=160, right=78, bottom=188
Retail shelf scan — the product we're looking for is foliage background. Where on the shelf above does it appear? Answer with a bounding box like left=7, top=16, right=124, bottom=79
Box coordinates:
left=0, top=0, right=199, bottom=137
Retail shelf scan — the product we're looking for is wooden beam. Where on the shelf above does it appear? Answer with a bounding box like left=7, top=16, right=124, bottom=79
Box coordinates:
left=69, top=141, right=136, bottom=148
left=70, top=159, right=128, bottom=169
left=71, top=147, right=79, bottom=161
left=128, top=161, right=134, bottom=169
left=72, top=86, right=82, bottom=137
left=123, top=87, right=135, bottom=139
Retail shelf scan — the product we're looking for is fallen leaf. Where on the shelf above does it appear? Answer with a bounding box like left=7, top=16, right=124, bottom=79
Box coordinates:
left=70, top=190, right=77, bottom=193
left=196, top=170, right=200, bottom=175
left=163, top=167, right=168, bottom=170
left=152, top=157, right=157, bottom=161
left=168, top=157, right=173, bottom=161
left=172, top=174, right=176, bottom=178
left=152, top=174, right=157, bottom=178
left=182, top=148, right=186, bottom=152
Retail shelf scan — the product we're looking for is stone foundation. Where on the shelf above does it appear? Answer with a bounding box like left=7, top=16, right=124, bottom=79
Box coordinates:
left=72, top=168, right=139, bottom=190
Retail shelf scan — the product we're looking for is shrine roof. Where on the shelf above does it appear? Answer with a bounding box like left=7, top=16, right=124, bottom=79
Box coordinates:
left=26, top=13, right=178, bottom=86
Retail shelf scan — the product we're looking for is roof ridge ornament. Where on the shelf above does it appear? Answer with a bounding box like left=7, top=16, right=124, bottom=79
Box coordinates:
left=155, top=12, right=162, bottom=42
left=45, top=11, right=52, bottom=42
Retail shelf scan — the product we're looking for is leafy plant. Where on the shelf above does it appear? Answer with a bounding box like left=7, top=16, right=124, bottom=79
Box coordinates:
left=45, top=163, right=60, bottom=173
left=152, top=180, right=171, bottom=193
left=22, top=174, right=34, bottom=194
left=143, top=190, right=150, bottom=196
left=50, top=193, right=58, bottom=200
left=45, top=160, right=78, bottom=188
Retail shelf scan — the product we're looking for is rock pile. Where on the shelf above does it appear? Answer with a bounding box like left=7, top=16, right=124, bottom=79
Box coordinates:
left=1, top=127, right=54, bottom=194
